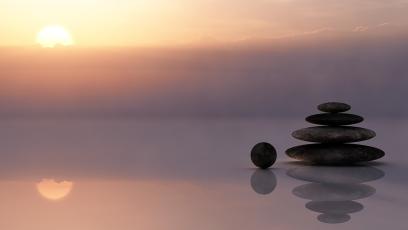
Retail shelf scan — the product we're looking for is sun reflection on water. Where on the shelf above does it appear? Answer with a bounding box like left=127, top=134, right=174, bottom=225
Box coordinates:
left=36, top=179, right=74, bottom=201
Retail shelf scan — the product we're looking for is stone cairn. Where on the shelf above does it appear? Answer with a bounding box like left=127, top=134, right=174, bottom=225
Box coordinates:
left=286, top=102, right=385, bottom=165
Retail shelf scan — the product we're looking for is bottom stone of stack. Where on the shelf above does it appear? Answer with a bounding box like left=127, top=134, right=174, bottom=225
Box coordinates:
left=286, top=144, right=385, bottom=165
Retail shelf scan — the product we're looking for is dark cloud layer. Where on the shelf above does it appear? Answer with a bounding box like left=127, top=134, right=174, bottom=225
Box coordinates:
left=0, top=34, right=407, bottom=118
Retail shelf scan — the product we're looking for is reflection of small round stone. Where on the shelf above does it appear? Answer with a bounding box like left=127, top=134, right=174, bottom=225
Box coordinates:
left=250, top=170, right=277, bottom=195
left=251, top=142, right=277, bottom=169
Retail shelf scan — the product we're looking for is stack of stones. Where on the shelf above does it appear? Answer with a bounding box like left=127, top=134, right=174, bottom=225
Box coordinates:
left=286, top=102, right=385, bottom=165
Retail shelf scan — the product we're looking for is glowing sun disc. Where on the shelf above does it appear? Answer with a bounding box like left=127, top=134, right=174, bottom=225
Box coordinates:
left=36, top=25, right=74, bottom=48
left=36, top=179, right=74, bottom=201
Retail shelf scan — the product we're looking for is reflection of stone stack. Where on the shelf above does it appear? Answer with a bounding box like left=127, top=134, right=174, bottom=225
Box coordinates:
left=286, top=102, right=385, bottom=165
left=288, top=166, right=384, bottom=224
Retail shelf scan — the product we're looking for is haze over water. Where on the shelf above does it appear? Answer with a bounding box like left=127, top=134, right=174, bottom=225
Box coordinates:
left=1, top=34, right=408, bottom=118
left=0, top=118, right=406, bottom=229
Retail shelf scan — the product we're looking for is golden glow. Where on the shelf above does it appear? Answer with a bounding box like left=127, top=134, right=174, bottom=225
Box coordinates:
left=36, top=25, right=74, bottom=48
left=0, top=1, right=401, bottom=46
left=36, top=179, right=74, bottom=201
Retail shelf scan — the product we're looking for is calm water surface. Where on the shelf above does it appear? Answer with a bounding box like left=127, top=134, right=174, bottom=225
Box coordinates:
left=0, top=119, right=406, bottom=229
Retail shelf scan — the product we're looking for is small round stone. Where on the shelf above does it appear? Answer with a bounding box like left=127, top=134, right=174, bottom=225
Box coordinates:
left=251, top=142, right=277, bottom=169
left=318, top=102, right=351, bottom=113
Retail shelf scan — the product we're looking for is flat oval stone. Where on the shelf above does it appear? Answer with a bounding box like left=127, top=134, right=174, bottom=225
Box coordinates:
left=306, top=113, right=363, bottom=126
left=285, top=144, right=385, bottom=165
left=318, top=102, right=351, bottom=113
left=292, top=126, right=376, bottom=143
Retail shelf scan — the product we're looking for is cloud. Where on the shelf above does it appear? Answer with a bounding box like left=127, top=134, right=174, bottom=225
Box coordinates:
left=377, top=22, right=390, bottom=27
left=353, top=26, right=369, bottom=32
left=302, top=27, right=334, bottom=35
left=269, top=27, right=335, bottom=39
left=353, top=22, right=394, bottom=33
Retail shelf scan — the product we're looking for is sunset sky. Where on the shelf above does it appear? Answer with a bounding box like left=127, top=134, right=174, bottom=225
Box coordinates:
left=1, top=0, right=407, bottom=46
left=0, top=0, right=407, bottom=117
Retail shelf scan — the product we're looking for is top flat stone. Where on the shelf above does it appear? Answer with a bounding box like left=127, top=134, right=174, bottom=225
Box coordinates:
left=318, top=102, right=351, bottom=113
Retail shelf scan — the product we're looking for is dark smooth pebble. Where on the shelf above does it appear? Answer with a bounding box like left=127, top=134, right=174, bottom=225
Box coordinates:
left=292, top=126, right=376, bottom=143
left=285, top=144, right=385, bottom=165
left=318, top=102, right=351, bottom=113
left=306, top=113, right=363, bottom=126
left=251, top=142, right=277, bottom=169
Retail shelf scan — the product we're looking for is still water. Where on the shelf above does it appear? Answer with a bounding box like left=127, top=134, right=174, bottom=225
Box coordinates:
left=0, top=118, right=406, bottom=229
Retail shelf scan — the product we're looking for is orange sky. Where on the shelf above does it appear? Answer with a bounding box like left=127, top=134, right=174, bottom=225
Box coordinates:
left=0, top=0, right=407, bottom=46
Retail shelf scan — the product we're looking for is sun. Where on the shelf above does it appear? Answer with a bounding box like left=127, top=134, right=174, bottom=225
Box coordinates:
left=36, top=25, right=74, bottom=48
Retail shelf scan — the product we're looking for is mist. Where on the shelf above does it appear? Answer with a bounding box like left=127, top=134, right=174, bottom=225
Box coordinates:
left=0, top=34, right=407, bottom=118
